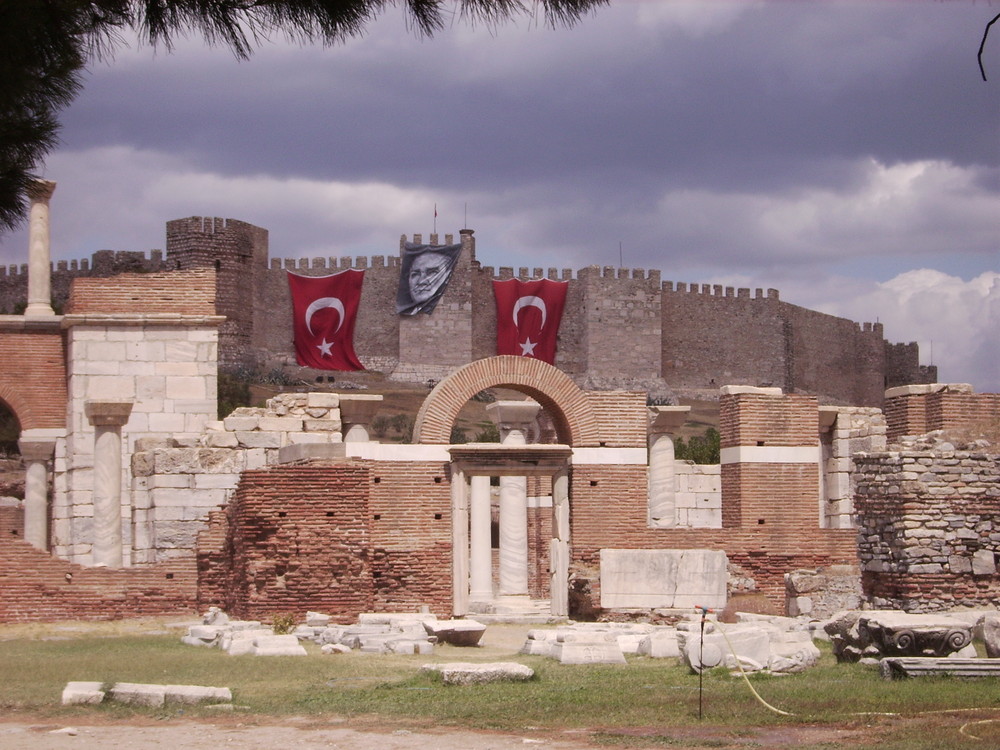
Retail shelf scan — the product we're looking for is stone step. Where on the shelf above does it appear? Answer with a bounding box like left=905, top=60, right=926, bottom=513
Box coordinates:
left=880, top=657, right=1000, bottom=680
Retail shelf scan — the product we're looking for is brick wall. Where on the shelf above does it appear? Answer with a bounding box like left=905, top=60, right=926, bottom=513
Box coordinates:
left=215, top=463, right=374, bottom=623
left=0, top=537, right=196, bottom=622
left=0, top=328, right=66, bottom=429
left=884, top=387, right=1000, bottom=442
left=65, top=269, right=217, bottom=316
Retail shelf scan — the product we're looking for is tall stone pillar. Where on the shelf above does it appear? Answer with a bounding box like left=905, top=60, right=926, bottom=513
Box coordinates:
left=25, top=179, right=56, bottom=317
left=85, top=401, right=133, bottom=567
left=486, top=400, right=541, bottom=597
left=550, top=467, right=570, bottom=617
left=469, top=475, right=493, bottom=602
left=451, top=465, right=469, bottom=616
left=648, top=406, right=690, bottom=527
left=17, top=437, right=56, bottom=550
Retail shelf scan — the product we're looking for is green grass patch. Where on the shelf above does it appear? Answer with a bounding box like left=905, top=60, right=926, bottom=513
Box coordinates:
left=3, top=632, right=1000, bottom=747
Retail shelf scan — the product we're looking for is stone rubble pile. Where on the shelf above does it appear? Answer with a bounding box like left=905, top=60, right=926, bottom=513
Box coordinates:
left=519, top=614, right=823, bottom=674
left=181, top=608, right=490, bottom=656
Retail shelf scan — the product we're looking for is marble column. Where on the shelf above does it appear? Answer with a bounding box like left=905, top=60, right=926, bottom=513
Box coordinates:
left=17, top=437, right=56, bottom=550
left=550, top=467, right=570, bottom=617
left=450, top=465, right=469, bottom=616
left=486, top=400, right=541, bottom=597
left=85, top=401, right=133, bottom=568
left=25, top=179, right=56, bottom=317
left=468, top=475, right=493, bottom=601
left=648, top=406, right=690, bottom=527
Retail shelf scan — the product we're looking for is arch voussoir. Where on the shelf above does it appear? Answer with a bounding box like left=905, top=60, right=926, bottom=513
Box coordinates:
left=413, top=356, right=600, bottom=447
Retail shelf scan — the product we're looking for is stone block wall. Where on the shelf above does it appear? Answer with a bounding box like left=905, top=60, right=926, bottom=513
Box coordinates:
left=855, top=439, right=1000, bottom=612
left=673, top=461, right=721, bottom=527
left=130, top=391, right=345, bottom=563
left=820, top=406, right=887, bottom=529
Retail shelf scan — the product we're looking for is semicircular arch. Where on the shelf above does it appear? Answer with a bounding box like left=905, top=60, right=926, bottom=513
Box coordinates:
left=413, top=356, right=600, bottom=447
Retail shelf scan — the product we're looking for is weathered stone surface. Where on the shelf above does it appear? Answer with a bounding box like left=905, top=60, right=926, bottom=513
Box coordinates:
left=600, top=549, right=728, bottom=609
left=880, top=657, right=1000, bottom=680
left=554, top=640, right=627, bottom=665
left=110, top=683, right=166, bottom=707
left=424, top=619, right=486, bottom=647
left=681, top=628, right=771, bottom=673
left=163, top=685, right=232, bottom=704
left=981, top=613, right=1000, bottom=658
left=637, top=631, right=680, bottom=658
left=61, top=682, right=105, bottom=705
left=860, top=612, right=972, bottom=657
left=423, top=662, right=534, bottom=685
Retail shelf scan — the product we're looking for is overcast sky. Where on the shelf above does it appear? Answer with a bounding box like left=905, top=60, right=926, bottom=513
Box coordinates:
left=2, top=1, right=997, bottom=391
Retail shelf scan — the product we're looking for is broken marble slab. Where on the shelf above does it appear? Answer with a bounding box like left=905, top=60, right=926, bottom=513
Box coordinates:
left=422, top=662, right=534, bottom=685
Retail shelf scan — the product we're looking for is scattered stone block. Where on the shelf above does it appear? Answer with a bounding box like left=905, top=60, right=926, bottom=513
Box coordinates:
left=555, top=640, right=627, bottom=665
left=162, top=685, right=232, bottom=704
left=424, top=619, right=487, bottom=647
left=860, top=612, right=972, bottom=657
left=880, top=657, right=1000, bottom=680
left=61, top=682, right=105, bottom=705
left=423, top=662, right=534, bottom=685
left=110, top=683, right=166, bottom=707
left=252, top=634, right=307, bottom=656
left=638, top=631, right=680, bottom=658
left=321, top=643, right=352, bottom=655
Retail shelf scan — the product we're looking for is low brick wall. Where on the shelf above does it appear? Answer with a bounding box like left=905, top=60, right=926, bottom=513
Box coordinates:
left=855, top=442, right=1000, bottom=611
left=0, top=537, right=197, bottom=623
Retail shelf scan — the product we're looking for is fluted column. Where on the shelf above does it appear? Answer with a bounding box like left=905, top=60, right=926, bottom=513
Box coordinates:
left=85, top=401, right=133, bottom=567
left=486, top=400, right=541, bottom=597
left=17, top=437, right=56, bottom=550
left=25, top=179, right=56, bottom=317
left=469, top=475, right=493, bottom=601
left=648, top=406, right=690, bottom=527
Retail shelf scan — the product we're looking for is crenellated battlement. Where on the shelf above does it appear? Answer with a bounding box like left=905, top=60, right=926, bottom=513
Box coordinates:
left=662, top=282, right=780, bottom=300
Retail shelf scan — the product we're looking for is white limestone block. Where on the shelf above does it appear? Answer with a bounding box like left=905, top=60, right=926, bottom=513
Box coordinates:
left=236, top=431, right=282, bottom=448
left=423, top=662, right=534, bottom=685
left=307, top=393, right=340, bottom=408
left=600, top=549, right=728, bottom=609
left=110, top=683, right=166, bottom=707
left=637, top=631, right=681, bottom=658
left=162, top=685, right=232, bottom=704
left=224, top=416, right=259, bottom=431
left=62, top=682, right=105, bottom=705
left=556, top=640, right=627, bottom=665
left=259, top=417, right=304, bottom=432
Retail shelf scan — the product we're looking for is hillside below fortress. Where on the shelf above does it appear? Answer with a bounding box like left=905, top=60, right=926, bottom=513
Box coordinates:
left=0, top=216, right=935, bottom=405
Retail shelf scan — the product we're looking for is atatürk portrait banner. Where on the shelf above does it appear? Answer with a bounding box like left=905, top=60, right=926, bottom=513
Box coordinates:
left=396, top=242, right=461, bottom=316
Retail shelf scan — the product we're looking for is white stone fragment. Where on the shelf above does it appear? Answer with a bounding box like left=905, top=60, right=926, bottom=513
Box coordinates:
left=61, top=681, right=105, bottom=705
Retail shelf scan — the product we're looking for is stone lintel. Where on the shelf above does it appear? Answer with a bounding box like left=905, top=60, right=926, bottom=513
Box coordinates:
left=648, top=405, right=691, bottom=434
left=62, top=314, right=227, bottom=328
left=85, top=401, right=134, bottom=426
left=884, top=383, right=974, bottom=399
left=818, top=405, right=841, bottom=429
left=719, top=385, right=784, bottom=397
left=450, top=444, right=571, bottom=476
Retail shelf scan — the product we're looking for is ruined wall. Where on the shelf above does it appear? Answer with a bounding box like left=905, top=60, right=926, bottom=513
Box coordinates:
left=855, top=441, right=1000, bottom=612
left=0, top=537, right=196, bottom=622
left=219, top=463, right=374, bottom=622
left=884, top=385, right=1000, bottom=443
left=0, top=322, right=66, bottom=430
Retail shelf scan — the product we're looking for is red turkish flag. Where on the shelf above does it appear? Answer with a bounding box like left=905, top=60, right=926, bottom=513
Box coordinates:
left=493, top=278, right=569, bottom=365
left=287, top=270, right=364, bottom=370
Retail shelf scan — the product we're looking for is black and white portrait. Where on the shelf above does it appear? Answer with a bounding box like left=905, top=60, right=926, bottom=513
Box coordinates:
left=396, top=242, right=461, bottom=315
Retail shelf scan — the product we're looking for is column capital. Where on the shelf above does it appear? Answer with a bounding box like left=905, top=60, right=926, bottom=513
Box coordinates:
left=26, top=179, right=56, bottom=203
left=17, top=437, right=56, bottom=462
left=486, top=400, right=541, bottom=443
left=85, top=400, right=133, bottom=427
left=648, top=405, right=690, bottom=435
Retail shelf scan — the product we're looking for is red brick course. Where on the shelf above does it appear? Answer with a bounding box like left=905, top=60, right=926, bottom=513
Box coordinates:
left=65, top=269, right=217, bottom=315
left=0, top=331, right=66, bottom=429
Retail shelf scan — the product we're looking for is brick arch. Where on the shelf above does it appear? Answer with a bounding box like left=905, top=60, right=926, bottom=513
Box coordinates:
left=413, top=356, right=600, bottom=447
left=0, top=332, right=67, bottom=431
left=0, top=385, right=28, bottom=433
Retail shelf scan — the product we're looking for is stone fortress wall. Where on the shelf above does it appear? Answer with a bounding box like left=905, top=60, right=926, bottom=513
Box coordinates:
left=0, top=216, right=935, bottom=405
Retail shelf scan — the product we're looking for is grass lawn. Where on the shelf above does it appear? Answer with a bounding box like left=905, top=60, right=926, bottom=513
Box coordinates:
left=2, top=621, right=1000, bottom=748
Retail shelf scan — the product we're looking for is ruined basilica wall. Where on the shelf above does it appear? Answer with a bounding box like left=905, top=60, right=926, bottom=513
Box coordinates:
left=854, top=448, right=1000, bottom=612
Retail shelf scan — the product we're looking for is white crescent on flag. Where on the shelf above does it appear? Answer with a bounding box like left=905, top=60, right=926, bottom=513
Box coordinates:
left=305, top=297, right=345, bottom=336
left=512, top=295, right=547, bottom=329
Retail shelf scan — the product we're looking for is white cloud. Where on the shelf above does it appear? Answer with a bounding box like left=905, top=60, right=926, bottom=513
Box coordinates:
left=811, top=270, right=1000, bottom=393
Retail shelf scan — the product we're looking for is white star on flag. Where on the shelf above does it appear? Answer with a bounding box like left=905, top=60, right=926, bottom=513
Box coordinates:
left=519, top=338, right=537, bottom=356
left=316, top=338, right=334, bottom=357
